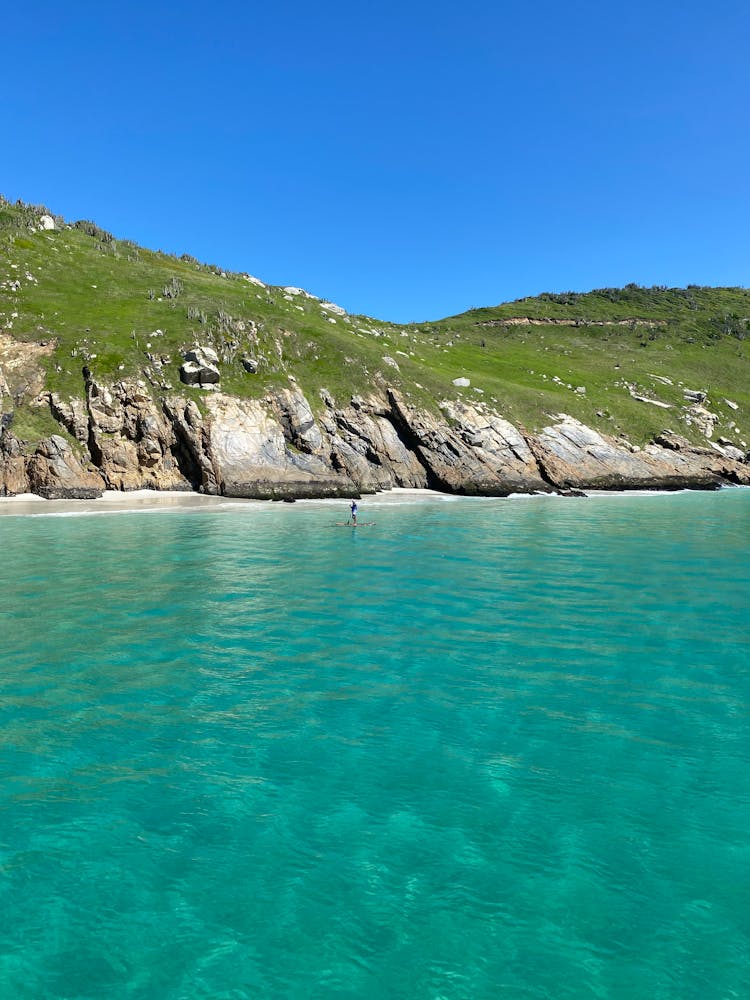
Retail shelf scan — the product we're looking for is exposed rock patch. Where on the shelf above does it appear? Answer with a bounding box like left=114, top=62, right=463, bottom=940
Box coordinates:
left=85, top=376, right=190, bottom=491
left=320, top=301, right=346, bottom=316
left=480, top=317, right=666, bottom=328
left=529, top=416, right=750, bottom=490
left=321, top=394, right=428, bottom=492
left=1, top=363, right=748, bottom=499
left=627, top=384, right=672, bottom=408
left=439, top=400, right=551, bottom=494
left=0, top=428, right=30, bottom=495
left=387, top=391, right=551, bottom=495
left=26, top=435, right=104, bottom=499
left=202, top=394, right=351, bottom=499
left=271, top=387, right=323, bottom=454
left=682, top=403, right=719, bottom=439
left=162, top=397, right=219, bottom=494
left=0, top=334, right=55, bottom=404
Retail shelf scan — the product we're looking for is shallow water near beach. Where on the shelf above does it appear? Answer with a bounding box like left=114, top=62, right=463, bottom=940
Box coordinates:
left=1, top=490, right=749, bottom=999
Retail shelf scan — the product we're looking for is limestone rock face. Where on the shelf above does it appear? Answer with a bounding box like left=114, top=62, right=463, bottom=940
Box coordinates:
left=2, top=365, right=748, bottom=500
left=163, top=397, right=219, bottom=495
left=321, top=395, right=428, bottom=492
left=714, top=441, right=746, bottom=462
left=387, top=391, right=550, bottom=495
left=26, top=435, right=104, bottom=499
left=651, top=431, right=750, bottom=485
left=47, top=392, right=89, bottom=444
left=86, top=377, right=190, bottom=491
left=0, top=429, right=30, bottom=495
left=272, top=387, right=324, bottom=453
left=439, top=400, right=551, bottom=494
left=203, top=394, right=352, bottom=499
left=529, top=416, right=750, bottom=490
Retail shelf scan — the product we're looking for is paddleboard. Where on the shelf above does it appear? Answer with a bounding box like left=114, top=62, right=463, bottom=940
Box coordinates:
left=334, top=521, right=376, bottom=527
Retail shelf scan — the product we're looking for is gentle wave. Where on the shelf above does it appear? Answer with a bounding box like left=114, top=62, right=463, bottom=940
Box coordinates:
left=1, top=492, right=749, bottom=998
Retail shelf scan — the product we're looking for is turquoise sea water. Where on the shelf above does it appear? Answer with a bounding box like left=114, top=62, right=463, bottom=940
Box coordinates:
left=1, top=490, right=749, bottom=1000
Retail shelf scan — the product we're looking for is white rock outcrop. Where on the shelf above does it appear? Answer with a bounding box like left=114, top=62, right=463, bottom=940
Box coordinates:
left=320, top=301, right=346, bottom=316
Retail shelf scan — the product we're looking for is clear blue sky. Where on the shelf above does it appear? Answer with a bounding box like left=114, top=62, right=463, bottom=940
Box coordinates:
left=3, top=1, right=749, bottom=321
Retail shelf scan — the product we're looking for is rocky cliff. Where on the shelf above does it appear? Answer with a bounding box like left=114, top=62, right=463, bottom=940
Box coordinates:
left=2, top=372, right=748, bottom=500
left=3, top=199, right=750, bottom=501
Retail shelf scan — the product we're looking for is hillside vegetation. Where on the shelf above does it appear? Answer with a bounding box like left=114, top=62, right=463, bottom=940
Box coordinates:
left=2, top=195, right=749, bottom=451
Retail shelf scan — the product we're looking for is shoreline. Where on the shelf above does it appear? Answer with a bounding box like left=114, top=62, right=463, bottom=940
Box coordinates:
left=0, top=487, right=454, bottom=518
left=1, top=484, right=747, bottom=518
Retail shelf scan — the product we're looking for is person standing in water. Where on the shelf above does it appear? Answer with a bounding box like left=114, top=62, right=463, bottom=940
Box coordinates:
left=350, top=500, right=358, bottom=525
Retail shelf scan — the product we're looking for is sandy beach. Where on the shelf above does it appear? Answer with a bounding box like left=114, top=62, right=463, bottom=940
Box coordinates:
left=0, top=487, right=459, bottom=517
left=3, top=484, right=741, bottom=517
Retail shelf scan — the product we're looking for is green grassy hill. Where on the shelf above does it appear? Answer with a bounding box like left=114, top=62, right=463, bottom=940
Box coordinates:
left=2, top=195, right=749, bottom=451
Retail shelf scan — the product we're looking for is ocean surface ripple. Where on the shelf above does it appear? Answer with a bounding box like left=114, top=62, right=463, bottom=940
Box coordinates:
left=1, top=491, right=749, bottom=999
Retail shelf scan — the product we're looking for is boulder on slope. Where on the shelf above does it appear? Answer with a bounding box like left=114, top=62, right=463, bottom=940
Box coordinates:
left=180, top=346, right=221, bottom=387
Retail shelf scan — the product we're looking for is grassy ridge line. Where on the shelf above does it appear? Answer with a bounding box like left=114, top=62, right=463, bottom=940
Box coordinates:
left=1, top=195, right=749, bottom=451
left=0, top=197, right=404, bottom=415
